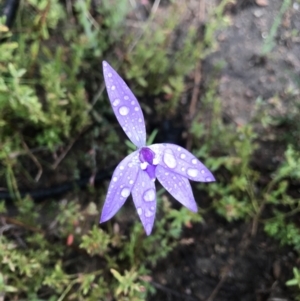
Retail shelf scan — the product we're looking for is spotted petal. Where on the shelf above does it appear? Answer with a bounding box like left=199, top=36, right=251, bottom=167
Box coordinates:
left=148, top=143, right=215, bottom=182
left=102, top=61, right=146, bottom=148
left=100, top=151, right=139, bottom=223
left=131, top=169, right=157, bottom=235
left=156, top=165, right=197, bottom=212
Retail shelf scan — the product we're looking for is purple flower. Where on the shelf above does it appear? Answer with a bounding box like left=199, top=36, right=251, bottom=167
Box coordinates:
left=100, top=61, right=215, bottom=235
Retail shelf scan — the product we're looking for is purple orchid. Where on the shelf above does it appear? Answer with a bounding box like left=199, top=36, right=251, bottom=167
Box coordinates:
left=100, top=61, right=215, bottom=235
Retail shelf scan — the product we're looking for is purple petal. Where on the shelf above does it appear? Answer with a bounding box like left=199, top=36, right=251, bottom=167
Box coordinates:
left=102, top=61, right=146, bottom=148
left=156, top=165, right=198, bottom=212
left=131, top=169, right=157, bottom=235
left=100, top=151, right=139, bottom=223
left=148, top=143, right=215, bottom=182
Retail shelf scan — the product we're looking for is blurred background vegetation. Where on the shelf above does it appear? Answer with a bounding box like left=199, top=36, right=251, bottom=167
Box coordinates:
left=0, top=0, right=300, bottom=300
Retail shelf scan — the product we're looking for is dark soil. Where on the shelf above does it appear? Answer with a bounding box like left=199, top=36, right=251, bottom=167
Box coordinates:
left=148, top=1, right=300, bottom=300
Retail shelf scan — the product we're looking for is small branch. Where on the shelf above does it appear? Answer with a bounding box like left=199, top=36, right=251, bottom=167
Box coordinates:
left=21, top=140, right=43, bottom=182
left=151, top=281, right=202, bottom=301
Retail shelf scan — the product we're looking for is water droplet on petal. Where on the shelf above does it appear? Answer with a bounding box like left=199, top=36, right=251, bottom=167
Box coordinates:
left=113, top=99, right=120, bottom=106
left=113, top=177, right=117, bottom=182
left=134, top=107, right=139, bottom=111
left=119, top=106, right=129, bottom=116
left=163, top=149, right=177, bottom=168
left=127, top=132, right=132, bottom=137
left=192, top=159, right=197, bottom=165
left=180, top=153, right=186, bottom=159
left=111, top=85, right=116, bottom=90
left=121, top=187, right=130, bottom=197
left=150, top=206, right=155, bottom=211
left=140, top=162, right=148, bottom=170
left=129, top=180, right=134, bottom=185
left=206, top=177, right=212, bottom=182
left=181, top=167, right=185, bottom=171
left=187, top=168, right=198, bottom=178
left=124, top=95, right=129, bottom=100
left=145, top=209, right=154, bottom=217
left=120, top=165, right=124, bottom=170
left=138, top=118, right=142, bottom=122
left=177, top=147, right=181, bottom=151
left=201, top=169, right=205, bottom=174
left=143, top=189, right=155, bottom=202
left=153, top=158, right=159, bottom=165
left=137, top=208, right=143, bottom=215
left=131, top=100, right=135, bottom=105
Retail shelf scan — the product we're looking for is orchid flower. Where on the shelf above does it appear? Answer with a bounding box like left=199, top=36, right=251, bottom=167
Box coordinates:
left=100, top=61, right=215, bottom=235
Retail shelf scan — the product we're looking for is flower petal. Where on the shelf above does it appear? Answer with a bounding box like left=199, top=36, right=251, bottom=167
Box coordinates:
left=148, top=143, right=215, bottom=182
left=100, top=151, right=139, bottom=223
left=156, top=165, right=198, bottom=212
left=102, top=61, right=146, bottom=148
left=131, top=169, right=157, bottom=235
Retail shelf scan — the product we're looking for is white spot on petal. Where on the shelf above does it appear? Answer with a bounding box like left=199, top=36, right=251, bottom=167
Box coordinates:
left=112, top=99, right=120, bottom=106
left=145, top=210, right=154, bottom=217
left=201, top=169, right=205, bottom=174
left=108, top=72, right=112, bottom=77
left=138, top=118, right=142, bottom=122
left=180, top=153, right=186, bottom=159
left=163, top=149, right=177, bottom=168
left=119, top=106, right=129, bottom=116
left=131, top=101, right=135, bottom=105
left=121, top=187, right=130, bottom=198
left=206, top=177, right=213, bottom=182
left=143, top=189, right=155, bottom=202
left=111, top=85, right=116, bottom=90
left=140, top=162, right=148, bottom=170
left=134, top=107, right=139, bottom=111
left=153, top=158, right=159, bottom=165
left=124, top=95, right=129, bottom=100
left=113, top=177, right=117, bottom=182
left=192, top=159, right=197, bottom=165
left=137, top=207, right=143, bottom=216
left=187, top=168, right=198, bottom=178
left=120, top=165, right=124, bottom=170
left=129, top=180, right=134, bottom=185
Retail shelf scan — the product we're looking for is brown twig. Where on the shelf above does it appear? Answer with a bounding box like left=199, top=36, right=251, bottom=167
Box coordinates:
left=1, top=216, right=43, bottom=233
left=21, top=140, right=43, bottom=182
left=151, top=281, right=202, bottom=301
left=205, top=265, right=231, bottom=301
left=51, top=126, right=89, bottom=170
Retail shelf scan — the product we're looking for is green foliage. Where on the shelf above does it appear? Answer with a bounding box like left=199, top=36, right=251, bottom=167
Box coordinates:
left=262, top=0, right=292, bottom=55
left=287, top=268, right=300, bottom=289
left=1, top=0, right=299, bottom=300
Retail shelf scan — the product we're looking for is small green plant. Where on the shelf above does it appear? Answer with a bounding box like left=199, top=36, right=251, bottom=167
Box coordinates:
left=262, top=0, right=292, bottom=55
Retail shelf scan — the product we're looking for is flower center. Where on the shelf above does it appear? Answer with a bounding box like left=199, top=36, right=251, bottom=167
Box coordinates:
left=139, top=147, right=156, bottom=181
left=139, top=147, right=155, bottom=165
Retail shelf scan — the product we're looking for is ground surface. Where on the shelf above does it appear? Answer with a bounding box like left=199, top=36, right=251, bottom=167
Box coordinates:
left=148, top=1, right=300, bottom=300
left=2, top=0, right=299, bottom=300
